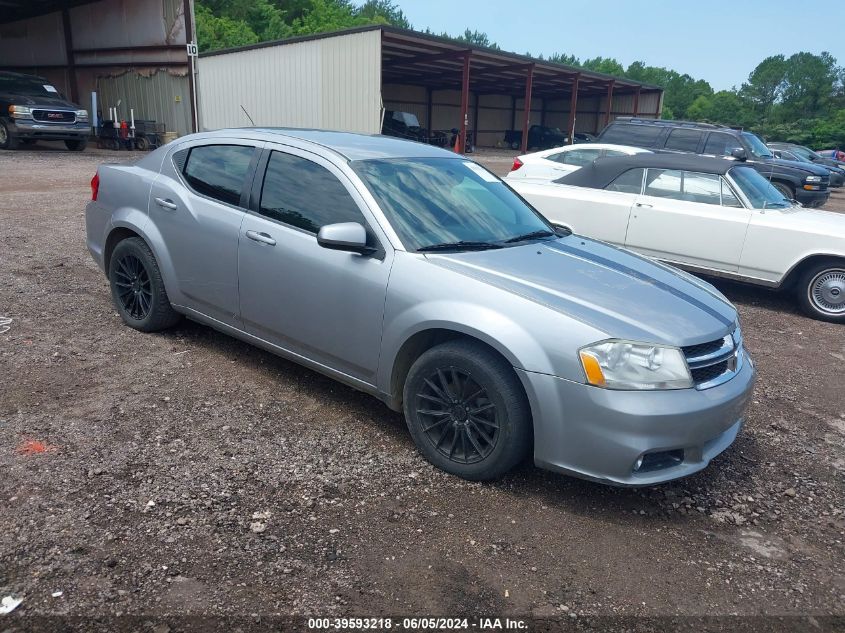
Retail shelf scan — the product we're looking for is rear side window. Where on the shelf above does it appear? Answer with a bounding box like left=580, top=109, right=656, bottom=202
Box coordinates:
left=183, top=145, right=255, bottom=206
left=605, top=168, right=644, bottom=194
left=704, top=133, right=741, bottom=156
left=599, top=123, right=662, bottom=147
left=644, top=169, right=721, bottom=205
left=259, top=151, right=364, bottom=233
left=664, top=129, right=703, bottom=152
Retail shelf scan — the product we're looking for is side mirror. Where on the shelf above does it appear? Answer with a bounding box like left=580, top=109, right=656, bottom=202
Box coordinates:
left=317, top=222, right=374, bottom=255
left=730, top=147, right=747, bottom=161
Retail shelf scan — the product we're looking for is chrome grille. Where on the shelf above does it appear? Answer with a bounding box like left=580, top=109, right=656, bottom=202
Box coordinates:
left=32, top=109, right=76, bottom=124
left=683, top=328, right=743, bottom=390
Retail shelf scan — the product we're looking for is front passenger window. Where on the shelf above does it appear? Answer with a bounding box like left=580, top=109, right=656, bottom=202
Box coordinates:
left=183, top=145, right=255, bottom=206
left=259, top=151, right=366, bottom=233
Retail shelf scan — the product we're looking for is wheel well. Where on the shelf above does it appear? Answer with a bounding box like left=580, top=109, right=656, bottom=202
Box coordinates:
left=782, top=254, right=845, bottom=290
left=389, top=329, right=521, bottom=411
left=104, top=227, right=141, bottom=271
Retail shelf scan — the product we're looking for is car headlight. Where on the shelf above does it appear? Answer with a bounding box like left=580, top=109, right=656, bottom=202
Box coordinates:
left=579, top=340, right=693, bottom=390
left=76, top=109, right=89, bottom=121
left=805, top=175, right=822, bottom=183
left=8, top=105, right=32, bottom=119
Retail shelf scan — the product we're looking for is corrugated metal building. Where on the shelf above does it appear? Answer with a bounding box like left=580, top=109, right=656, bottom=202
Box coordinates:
left=198, top=26, right=664, bottom=152
left=0, top=0, right=197, bottom=137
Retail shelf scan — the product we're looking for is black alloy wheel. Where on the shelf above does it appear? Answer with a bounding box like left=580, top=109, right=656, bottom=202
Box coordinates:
left=113, top=253, right=153, bottom=320
left=415, top=366, right=500, bottom=465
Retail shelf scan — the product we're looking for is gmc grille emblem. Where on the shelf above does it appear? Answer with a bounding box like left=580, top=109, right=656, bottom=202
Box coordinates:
left=47, top=113, right=64, bottom=119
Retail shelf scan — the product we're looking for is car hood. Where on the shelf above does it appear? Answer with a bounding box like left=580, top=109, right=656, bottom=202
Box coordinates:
left=0, top=91, right=81, bottom=109
left=756, top=156, right=831, bottom=177
left=424, top=236, right=737, bottom=347
left=772, top=206, right=845, bottom=235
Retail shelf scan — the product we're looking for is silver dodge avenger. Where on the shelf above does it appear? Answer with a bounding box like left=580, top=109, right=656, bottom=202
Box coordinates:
left=86, top=129, right=755, bottom=485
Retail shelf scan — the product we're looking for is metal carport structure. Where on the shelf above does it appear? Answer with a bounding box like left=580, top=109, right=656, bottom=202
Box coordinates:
left=197, top=26, right=663, bottom=152
left=378, top=27, right=662, bottom=153
left=0, top=0, right=197, bottom=137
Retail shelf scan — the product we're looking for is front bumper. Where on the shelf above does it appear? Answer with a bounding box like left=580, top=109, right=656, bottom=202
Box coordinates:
left=794, top=187, right=830, bottom=208
left=518, top=351, right=756, bottom=486
left=6, top=118, right=90, bottom=141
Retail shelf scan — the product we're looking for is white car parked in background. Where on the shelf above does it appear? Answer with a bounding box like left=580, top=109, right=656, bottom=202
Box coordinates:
left=509, top=153, right=845, bottom=323
left=505, top=143, right=650, bottom=181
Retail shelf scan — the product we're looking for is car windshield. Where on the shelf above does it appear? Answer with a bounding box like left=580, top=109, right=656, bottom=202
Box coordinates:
left=0, top=75, right=60, bottom=97
left=790, top=146, right=822, bottom=161
left=352, top=157, right=555, bottom=251
left=742, top=132, right=773, bottom=158
left=729, top=166, right=791, bottom=209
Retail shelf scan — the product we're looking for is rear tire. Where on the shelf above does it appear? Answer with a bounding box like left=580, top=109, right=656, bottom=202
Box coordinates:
left=65, top=139, right=87, bottom=151
left=0, top=120, right=19, bottom=150
left=108, top=237, right=181, bottom=332
left=403, top=340, right=532, bottom=481
left=796, top=261, right=845, bottom=323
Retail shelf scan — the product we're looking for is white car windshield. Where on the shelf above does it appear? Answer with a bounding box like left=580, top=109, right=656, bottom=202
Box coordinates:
left=729, top=166, right=791, bottom=209
left=353, top=158, right=555, bottom=251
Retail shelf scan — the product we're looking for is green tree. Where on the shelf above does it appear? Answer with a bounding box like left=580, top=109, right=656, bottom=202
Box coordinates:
left=195, top=3, right=259, bottom=51
left=454, top=29, right=500, bottom=50
left=740, top=54, right=786, bottom=116
left=355, top=0, right=410, bottom=28
left=780, top=51, right=840, bottom=119
left=580, top=56, right=624, bottom=77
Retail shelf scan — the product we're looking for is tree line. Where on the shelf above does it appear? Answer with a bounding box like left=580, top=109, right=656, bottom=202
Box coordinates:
left=196, top=0, right=845, bottom=149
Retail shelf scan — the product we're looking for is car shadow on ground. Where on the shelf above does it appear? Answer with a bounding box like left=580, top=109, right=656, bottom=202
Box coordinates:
left=152, top=316, right=760, bottom=523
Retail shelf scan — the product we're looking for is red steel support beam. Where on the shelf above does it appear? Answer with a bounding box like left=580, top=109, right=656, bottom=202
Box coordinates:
left=184, top=0, right=198, bottom=133
left=567, top=73, right=580, bottom=144
left=459, top=52, right=471, bottom=153
left=633, top=86, right=641, bottom=117
left=519, top=64, right=535, bottom=153
left=604, top=80, right=615, bottom=129
left=61, top=8, right=79, bottom=103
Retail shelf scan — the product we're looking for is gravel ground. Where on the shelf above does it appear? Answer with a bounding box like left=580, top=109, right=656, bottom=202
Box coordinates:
left=1, top=144, right=844, bottom=631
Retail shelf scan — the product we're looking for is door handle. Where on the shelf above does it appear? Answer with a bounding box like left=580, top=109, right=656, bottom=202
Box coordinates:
left=246, top=230, right=276, bottom=246
left=154, top=197, right=178, bottom=211
left=635, top=202, right=653, bottom=208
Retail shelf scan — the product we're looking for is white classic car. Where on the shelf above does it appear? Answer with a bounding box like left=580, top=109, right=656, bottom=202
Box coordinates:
left=508, top=153, right=845, bottom=322
left=505, top=143, right=650, bottom=181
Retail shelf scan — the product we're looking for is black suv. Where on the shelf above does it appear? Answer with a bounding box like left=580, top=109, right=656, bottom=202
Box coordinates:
left=596, top=118, right=830, bottom=207
left=0, top=71, right=90, bottom=151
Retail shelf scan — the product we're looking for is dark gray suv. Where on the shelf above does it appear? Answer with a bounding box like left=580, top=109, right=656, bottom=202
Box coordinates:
left=0, top=71, right=90, bottom=151
left=597, top=118, right=831, bottom=207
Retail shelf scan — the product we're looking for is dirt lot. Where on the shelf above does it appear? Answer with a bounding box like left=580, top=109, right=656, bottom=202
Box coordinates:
left=1, top=145, right=844, bottom=631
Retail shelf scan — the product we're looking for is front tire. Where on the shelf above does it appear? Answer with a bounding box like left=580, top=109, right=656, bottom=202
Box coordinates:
left=796, top=261, right=845, bottom=323
left=772, top=181, right=794, bottom=201
left=108, top=237, right=181, bottom=332
left=403, top=340, right=532, bottom=481
left=65, top=139, right=87, bottom=151
left=0, top=120, right=19, bottom=150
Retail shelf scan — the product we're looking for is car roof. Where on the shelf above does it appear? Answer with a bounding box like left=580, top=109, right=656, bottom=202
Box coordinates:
left=520, top=143, right=648, bottom=160
left=195, top=127, right=456, bottom=161
left=608, top=117, right=737, bottom=132
left=557, top=153, right=739, bottom=188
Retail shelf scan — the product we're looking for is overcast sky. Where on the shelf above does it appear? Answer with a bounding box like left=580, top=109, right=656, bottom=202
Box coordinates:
left=397, top=0, right=845, bottom=91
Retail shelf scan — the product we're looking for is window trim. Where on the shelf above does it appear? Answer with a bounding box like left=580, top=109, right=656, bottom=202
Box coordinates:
left=171, top=141, right=260, bottom=211
left=247, top=145, right=386, bottom=258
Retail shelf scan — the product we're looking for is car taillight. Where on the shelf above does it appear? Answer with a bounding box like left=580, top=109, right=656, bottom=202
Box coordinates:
left=91, top=172, right=99, bottom=201
left=511, top=157, right=524, bottom=172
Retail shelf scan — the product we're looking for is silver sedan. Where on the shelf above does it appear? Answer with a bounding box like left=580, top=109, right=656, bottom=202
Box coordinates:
left=85, top=128, right=755, bottom=485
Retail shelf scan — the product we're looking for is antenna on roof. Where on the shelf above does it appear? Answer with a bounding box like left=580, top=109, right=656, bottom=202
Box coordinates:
left=240, top=105, right=255, bottom=126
